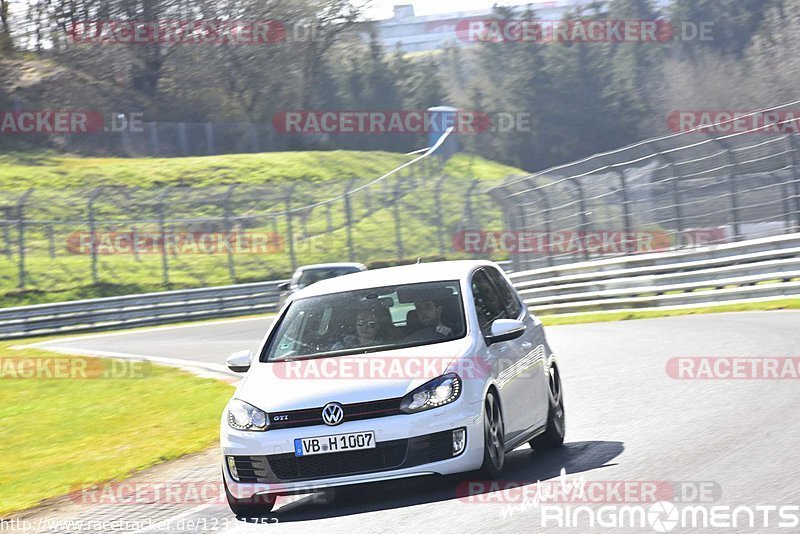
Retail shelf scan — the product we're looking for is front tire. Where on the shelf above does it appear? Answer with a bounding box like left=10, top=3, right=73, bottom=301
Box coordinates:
left=480, top=390, right=505, bottom=477
left=224, top=477, right=276, bottom=517
left=530, top=363, right=565, bottom=450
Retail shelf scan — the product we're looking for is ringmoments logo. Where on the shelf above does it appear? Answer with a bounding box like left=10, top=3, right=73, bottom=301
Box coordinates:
left=504, top=471, right=796, bottom=530
left=540, top=502, right=800, bottom=531
left=458, top=469, right=724, bottom=525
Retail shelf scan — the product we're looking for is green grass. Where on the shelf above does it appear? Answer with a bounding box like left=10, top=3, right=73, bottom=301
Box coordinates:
left=538, top=298, right=800, bottom=326
left=0, top=151, right=416, bottom=188
left=0, top=150, right=519, bottom=189
left=0, top=151, right=522, bottom=307
left=0, top=342, right=234, bottom=516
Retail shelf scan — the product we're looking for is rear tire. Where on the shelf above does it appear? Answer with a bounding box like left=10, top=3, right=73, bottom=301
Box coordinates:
left=530, top=364, right=565, bottom=450
left=480, top=390, right=505, bottom=478
left=224, top=477, right=276, bottom=517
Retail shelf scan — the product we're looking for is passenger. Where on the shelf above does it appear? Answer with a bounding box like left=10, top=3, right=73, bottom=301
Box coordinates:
left=405, top=300, right=453, bottom=341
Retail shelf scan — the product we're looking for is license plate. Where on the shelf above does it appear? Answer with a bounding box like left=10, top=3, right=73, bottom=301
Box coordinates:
left=294, top=431, right=375, bottom=457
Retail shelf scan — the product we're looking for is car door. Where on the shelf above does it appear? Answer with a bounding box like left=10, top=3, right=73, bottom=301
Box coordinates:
left=484, top=266, right=549, bottom=431
left=470, top=268, right=527, bottom=443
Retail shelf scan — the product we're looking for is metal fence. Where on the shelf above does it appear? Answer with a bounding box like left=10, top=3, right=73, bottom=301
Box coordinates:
left=510, top=233, right=800, bottom=315
left=5, top=102, right=800, bottom=304
left=0, top=97, right=300, bottom=156
left=0, top=279, right=287, bottom=339
left=1, top=233, right=796, bottom=339
left=490, top=102, right=800, bottom=273
left=0, top=141, right=501, bottom=297
left=64, top=121, right=292, bottom=157
left=0, top=116, right=424, bottom=158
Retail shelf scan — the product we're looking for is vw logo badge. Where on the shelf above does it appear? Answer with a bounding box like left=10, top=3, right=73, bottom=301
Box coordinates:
left=321, top=402, right=344, bottom=426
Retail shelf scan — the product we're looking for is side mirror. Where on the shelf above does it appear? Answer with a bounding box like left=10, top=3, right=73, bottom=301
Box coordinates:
left=278, top=282, right=291, bottom=291
left=486, top=319, right=526, bottom=345
left=226, top=350, right=253, bottom=373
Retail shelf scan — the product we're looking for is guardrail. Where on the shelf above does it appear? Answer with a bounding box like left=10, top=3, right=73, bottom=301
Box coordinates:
left=490, top=101, right=800, bottom=274
left=511, top=233, right=800, bottom=315
left=1, top=235, right=798, bottom=339
left=0, top=259, right=511, bottom=339
left=0, top=280, right=286, bottom=339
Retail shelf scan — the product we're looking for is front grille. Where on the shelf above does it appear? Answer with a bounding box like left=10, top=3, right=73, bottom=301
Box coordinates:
left=268, top=439, right=408, bottom=480
left=268, top=398, right=403, bottom=430
left=345, top=398, right=403, bottom=420
left=230, top=429, right=462, bottom=484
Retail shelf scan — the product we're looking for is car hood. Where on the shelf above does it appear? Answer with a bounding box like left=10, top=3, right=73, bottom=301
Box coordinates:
left=236, top=337, right=473, bottom=412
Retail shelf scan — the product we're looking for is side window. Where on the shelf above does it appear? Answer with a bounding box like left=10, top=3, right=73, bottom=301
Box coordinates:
left=471, top=270, right=508, bottom=336
left=485, top=267, right=523, bottom=319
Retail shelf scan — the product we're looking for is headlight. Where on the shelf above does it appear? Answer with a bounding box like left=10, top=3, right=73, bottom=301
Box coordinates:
left=400, top=373, right=462, bottom=413
left=227, top=399, right=268, bottom=431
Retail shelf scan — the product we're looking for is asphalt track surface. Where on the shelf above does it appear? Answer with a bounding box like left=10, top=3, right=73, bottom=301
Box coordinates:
left=27, top=311, right=800, bottom=533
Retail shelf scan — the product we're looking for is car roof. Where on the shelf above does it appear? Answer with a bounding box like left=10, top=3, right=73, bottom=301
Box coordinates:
left=294, top=263, right=366, bottom=273
left=293, top=260, right=499, bottom=298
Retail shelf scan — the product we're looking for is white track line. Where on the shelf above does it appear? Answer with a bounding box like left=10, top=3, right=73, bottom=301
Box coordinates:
left=15, top=345, right=242, bottom=381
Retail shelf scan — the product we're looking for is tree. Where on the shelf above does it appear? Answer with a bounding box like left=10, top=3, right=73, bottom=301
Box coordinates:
left=670, top=0, right=773, bottom=59
left=745, top=0, right=800, bottom=104
left=542, top=37, right=620, bottom=166
left=603, top=0, right=665, bottom=146
left=0, top=0, right=13, bottom=53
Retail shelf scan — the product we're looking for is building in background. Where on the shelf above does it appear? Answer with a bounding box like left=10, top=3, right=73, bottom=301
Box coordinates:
left=374, top=1, right=589, bottom=53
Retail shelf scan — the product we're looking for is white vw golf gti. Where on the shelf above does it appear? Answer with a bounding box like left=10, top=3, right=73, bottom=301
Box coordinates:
left=221, top=261, right=565, bottom=516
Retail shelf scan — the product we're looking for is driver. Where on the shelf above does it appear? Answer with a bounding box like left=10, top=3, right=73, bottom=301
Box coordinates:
left=331, top=307, right=387, bottom=350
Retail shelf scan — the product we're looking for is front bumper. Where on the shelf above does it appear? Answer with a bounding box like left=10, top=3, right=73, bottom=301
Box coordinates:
left=221, top=399, right=484, bottom=498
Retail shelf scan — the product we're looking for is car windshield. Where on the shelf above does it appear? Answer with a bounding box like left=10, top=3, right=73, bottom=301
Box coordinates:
left=296, top=267, right=360, bottom=289
left=262, top=281, right=466, bottom=361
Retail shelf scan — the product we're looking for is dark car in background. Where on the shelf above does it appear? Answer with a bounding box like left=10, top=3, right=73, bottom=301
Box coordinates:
left=277, top=263, right=367, bottom=308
